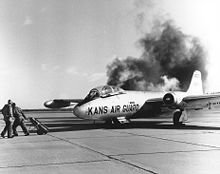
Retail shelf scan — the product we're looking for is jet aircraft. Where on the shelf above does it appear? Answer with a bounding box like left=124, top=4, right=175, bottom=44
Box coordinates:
left=44, top=70, right=220, bottom=126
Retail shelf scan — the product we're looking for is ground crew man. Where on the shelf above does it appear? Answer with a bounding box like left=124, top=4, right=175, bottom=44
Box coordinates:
left=1, top=100, right=14, bottom=138
left=12, top=103, right=29, bottom=136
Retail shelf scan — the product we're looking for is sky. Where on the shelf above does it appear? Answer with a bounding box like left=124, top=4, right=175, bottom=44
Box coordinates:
left=0, top=0, right=220, bottom=108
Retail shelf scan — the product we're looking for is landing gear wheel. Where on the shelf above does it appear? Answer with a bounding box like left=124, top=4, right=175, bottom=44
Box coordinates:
left=173, top=111, right=184, bottom=127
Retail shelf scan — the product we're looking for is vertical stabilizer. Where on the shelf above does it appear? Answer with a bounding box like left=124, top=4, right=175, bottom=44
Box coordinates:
left=187, top=70, right=203, bottom=95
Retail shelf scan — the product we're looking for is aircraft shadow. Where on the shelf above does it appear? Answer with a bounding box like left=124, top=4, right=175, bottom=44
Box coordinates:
left=27, top=117, right=104, bottom=133
left=26, top=117, right=220, bottom=133
left=123, top=121, right=220, bottom=130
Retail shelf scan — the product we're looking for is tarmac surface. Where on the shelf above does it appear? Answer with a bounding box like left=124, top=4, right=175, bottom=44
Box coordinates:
left=1, top=109, right=220, bottom=174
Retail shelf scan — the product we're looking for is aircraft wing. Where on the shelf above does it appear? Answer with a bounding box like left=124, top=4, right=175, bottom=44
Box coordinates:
left=146, top=97, right=164, bottom=105
left=145, top=93, right=220, bottom=110
left=44, top=99, right=83, bottom=109
left=182, top=93, right=220, bottom=110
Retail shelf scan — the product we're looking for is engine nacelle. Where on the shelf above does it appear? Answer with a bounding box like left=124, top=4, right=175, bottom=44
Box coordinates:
left=163, top=92, right=181, bottom=106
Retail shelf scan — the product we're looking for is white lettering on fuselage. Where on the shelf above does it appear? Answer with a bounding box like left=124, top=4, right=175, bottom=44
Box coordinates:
left=87, top=103, right=139, bottom=116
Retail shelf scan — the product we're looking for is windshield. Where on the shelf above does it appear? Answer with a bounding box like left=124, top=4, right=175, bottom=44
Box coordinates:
left=84, top=89, right=100, bottom=101
left=79, top=85, right=124, bottom=105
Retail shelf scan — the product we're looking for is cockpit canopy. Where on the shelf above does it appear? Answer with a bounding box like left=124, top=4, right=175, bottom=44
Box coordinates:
left=83, top=85, right=125, bottom=102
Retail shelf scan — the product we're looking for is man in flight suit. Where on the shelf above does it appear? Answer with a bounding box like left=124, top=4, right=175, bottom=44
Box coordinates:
left=12, top=103, right=29, bottom=136
left=1, top=100, right=14, bottom=138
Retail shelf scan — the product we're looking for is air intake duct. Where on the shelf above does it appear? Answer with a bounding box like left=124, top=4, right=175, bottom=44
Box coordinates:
left=163, top=92, right=178, bottom=105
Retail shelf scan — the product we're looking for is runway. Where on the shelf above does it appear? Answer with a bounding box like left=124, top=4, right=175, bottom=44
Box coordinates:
left=1, top=110, right=220, bottom=174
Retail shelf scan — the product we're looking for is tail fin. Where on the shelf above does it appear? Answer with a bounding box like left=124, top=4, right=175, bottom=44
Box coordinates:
left=187, top=70, right=203, bottom=95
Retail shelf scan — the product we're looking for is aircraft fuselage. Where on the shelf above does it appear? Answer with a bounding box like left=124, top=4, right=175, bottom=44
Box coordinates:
left=73, top=91, right=180, bottom=121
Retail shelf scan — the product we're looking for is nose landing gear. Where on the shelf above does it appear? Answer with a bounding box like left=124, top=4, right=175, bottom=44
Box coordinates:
left=104, top=117, right=130, bottom=128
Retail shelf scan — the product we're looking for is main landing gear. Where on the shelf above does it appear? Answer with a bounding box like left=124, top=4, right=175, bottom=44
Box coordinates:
left=173, top=109, right=187, bottom=127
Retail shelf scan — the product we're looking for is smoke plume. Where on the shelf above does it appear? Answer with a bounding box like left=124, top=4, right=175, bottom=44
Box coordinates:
left=107, top=20, right=207, bottom=91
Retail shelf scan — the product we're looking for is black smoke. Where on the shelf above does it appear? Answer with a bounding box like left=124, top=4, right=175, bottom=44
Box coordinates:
left=107, top=20, right=207, bottom=91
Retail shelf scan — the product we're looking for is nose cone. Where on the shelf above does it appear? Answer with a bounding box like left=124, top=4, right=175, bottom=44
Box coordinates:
left=44, top=100, right=53, bottom=108
left=73, top=105, right=89, bottom=119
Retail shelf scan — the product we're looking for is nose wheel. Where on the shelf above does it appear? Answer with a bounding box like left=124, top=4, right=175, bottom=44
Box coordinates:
left=104, top=117, right=130, bottom=128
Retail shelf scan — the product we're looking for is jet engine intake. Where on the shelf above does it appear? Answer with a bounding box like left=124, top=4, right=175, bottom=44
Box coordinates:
left=163, top=92, right=179, bottom=105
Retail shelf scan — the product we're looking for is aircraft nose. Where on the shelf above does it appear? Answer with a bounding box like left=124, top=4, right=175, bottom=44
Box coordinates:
left=73, top=105, right=89, bottom=119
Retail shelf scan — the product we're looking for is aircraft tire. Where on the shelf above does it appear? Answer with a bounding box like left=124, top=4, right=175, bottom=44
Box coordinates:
left=173, top=110, right=183, bottom=127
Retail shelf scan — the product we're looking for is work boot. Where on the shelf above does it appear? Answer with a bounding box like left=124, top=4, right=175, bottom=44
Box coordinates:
left=1, top=133, right=5, bottom=138
left=25, top=133, right=29, bottom=136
